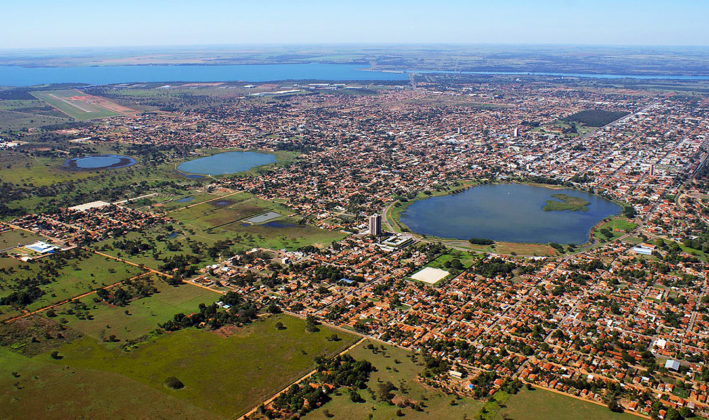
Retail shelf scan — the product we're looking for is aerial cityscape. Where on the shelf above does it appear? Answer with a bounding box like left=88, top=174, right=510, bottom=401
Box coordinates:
left=0, top=1, right=708, bottom=419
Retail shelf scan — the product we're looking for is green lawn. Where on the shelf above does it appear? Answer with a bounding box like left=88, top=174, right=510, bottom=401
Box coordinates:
left=496, top=388, right=641, bottom=420
left=0, top=150, right=192, bottom=216
left=50, top=314, right=358, bottom=418
left=54, top=281, right=221, bottom=344
left=305, top=339, right=482, bottom=420
left=170, top=192, right=266, bottom=231
left=0, top=347, right=219, bottom=420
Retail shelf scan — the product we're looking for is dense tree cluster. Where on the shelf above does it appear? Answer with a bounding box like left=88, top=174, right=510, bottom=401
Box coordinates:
left=269, top=354, right=374, bottom=417
left=159, top=292, right=258, bottom=331
left=95, top=277, right=158, bottom=306
left=473, top=257, right=517, bottom=278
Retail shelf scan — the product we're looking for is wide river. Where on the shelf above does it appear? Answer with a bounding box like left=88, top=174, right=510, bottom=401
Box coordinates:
left=400, top=183, right=621, bottom=244
left=177, top=151, right=276, bottom=175
left=1, top=63, right=705, bottom=86
left=0, top=63, right=408, bottom=86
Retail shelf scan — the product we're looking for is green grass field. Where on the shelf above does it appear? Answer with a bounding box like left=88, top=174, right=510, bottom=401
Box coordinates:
left=31, top=90, right=121, bottom=121
left=496, top=387, right=641, bottom=420
left=0, top=109, right=69, bottom=130
left=0, top=250, right=144, bottom=315
left=439, top=238, right=558, bottom=257
left=54, top=281, right=221, bottom=344
left=305, top=339, right=482, bottom=420
left=0, top=347, right=220, bottom=420
left=169, top=192, right=346, bottom=250
left=426, top=251, right=476, bottom=270
left=0, top=149, right=195, bottom=216
left=128, top=191, right=229, bottom=211
left=49, top=314, right=357, bottom=418
left=0, top=153, right=99, bottom=187
left=94, top=205, right=344, bottom=270
left=594, top=216, right=636, bottom=242
left=0, top=229, right=44, bottom=251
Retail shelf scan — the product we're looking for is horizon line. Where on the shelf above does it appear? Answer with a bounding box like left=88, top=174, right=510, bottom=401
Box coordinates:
left=2, top=42, right=709, bottom=53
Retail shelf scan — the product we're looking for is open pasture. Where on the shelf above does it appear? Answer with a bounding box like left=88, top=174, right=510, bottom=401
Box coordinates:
left=496, top=387, right=640, bottom=420
left=0, top=347, right=219, bottom=420
left=55, top=281, right=220, bottom=344
left=170, top=192, right=345, bottom=250
left=0, top=249, right=145, bottom=316
left=171, top=192, right=266, bottom=231
left=52, top=314, right=357, bottom=418
left=0, top=229, right=44, bottom=252
left=0, top=109, right=69, bottom=130
left=0, top=152, right=99, bottom=187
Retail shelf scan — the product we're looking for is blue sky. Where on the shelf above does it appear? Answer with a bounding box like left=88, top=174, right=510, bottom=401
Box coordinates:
left=2, top=0, right=708, bottom=49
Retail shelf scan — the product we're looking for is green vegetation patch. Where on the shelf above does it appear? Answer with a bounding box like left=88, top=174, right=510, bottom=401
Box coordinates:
left=0, top=249, right=144, bottom=314
left=53, top=281, right=221, bottom=344
left=0, top=153, right=97, bottom=187
left=563, top=110, right=630, bottom=127
left=426, top=251, right=475, bottom=271
left=94, top=201, right=343, bottom=273
left=0, top=315, right=81, bottom=356
left=169, top=192, right=345, bottom=250
left=305, top=339, right=482, bottom=420
left=51, top=314, right=357, bottom=418
left=544, top=193, right=590, bottom=212
left=0, top=229, right=44, bottom=251
left=594, top=216, right=637, bottom=242
left=498, top=387, right=640, bottom=420
left=0, top=347, right=219, bottom=420
left=0, top=109, right=69, bottom=130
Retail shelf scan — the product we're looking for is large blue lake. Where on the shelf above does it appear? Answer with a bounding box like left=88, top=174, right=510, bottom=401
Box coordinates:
left=0, top=63, right=408, bottom=86
left=177, top=151, right=276, bottom=175
left=400, top=183, right=621, bottom=244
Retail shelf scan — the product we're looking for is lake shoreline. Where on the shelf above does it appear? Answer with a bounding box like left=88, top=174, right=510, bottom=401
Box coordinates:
left=63, top=154, right=136, bottom=171
left=392, top=181, right=622, bottom=249
left=176, top=150, right=277, bottom=176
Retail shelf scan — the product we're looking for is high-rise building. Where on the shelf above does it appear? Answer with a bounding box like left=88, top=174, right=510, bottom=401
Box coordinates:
left=368, top=214, right=382, bottom=236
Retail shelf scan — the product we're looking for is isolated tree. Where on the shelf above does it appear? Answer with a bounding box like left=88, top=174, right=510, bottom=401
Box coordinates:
left=305, top=315, right=319, bottom=332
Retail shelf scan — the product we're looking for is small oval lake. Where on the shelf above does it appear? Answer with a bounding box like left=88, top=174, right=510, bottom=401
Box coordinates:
left=400, top=183, right=621, bottom=244
left=177, top=151, right=276, bottom=175
left=64, top=154, right=135, bottom=170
